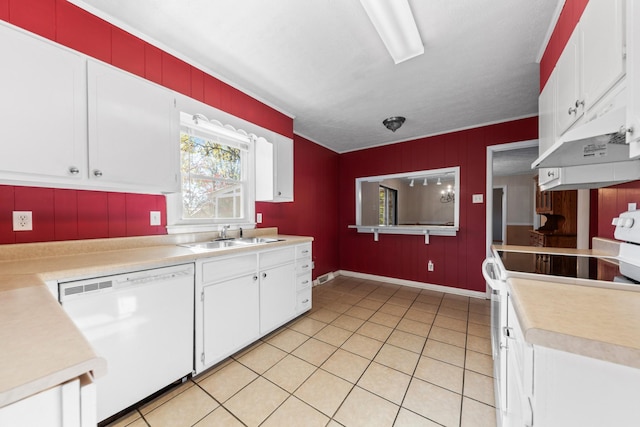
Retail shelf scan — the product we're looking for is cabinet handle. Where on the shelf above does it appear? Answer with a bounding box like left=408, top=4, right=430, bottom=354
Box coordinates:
left=567, top=106, right=577, bottom=115
left=547, top=170, right=555, bottom=177
left=503, top=326, right=514, bottom=339
left=302, top=250, right=309, bottom=254
left=301, top=299, right=309, bottom=304
left=253, top=275, right=258, bottom=281
left=575, top=99, right=584, bottom=109
left=302, top=280, right=309, bottom=284
left=278, top=191, right=282, bottom=196
left=262, top=272, right=267, bottom=279
left=302, top=265, right=309, bottom=269
left=93, top=169, right=103, bottom=177
left=69, top=166, right=80, bottom=175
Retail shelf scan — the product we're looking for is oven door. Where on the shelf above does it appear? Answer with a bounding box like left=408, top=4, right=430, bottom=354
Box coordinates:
left=482, top=257, right=507, bottom=425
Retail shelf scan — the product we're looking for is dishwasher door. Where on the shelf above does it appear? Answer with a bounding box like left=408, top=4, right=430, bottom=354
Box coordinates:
left=59, top=264, right=194, bottom=422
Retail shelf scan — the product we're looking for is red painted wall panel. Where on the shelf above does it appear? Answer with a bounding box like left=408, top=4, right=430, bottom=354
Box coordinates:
left=54, top=189, right=78, bottom=241
left=77, top=191, right=109, bottom=239
left=0, top=185, right=14, bottom=244
left=108, top=192, right=127, bottom=238
left=161, top=52, right=191, bottom=95
left=55, top=0, right=112, bottom=64
left=111, top=27, right=146, bottom=78
left=338, top=117, right=538, bottom=292
left=0, top=0, right=8, bottom=21
left=9, top=0, right=55, bottom=40
left=14, top=186, right=55, bottom=243
left=144, top=43, right=163, bottom=85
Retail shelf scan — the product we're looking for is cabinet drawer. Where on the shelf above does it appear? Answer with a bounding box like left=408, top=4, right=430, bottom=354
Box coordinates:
left=296, top=288, right=312, bottom=313
left=296, top=259, right=312, bottom=275
left=296, top=243, right=312, bottom=259
left=260, top=247, right=295, bottom=269
left=201, top=253, right=256, bottom=284
left=296, top=273, right=312, bottom=291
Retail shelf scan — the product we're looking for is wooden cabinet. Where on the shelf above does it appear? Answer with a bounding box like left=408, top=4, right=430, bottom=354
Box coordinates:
left=87, top=60, right=180, bottom=193
left=195, top=243, right=311, bottom=374
left=0, top=24, right=87, bottom=184
left=256, top=134, right=294, bottom=202
left=0, top=374, right=96, bottom=427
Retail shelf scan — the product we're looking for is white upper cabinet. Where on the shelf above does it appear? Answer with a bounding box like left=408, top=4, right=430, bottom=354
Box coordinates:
left=0, top=24, right=87, bottom=183
left=87, top=60, right=180, bottom=193
left=580, top=0, right=626, bottom=111
left=256, top=133, right=294, bottom=202
left=555, top=29, right=583, bottom=135
left=628, top=0, right=640, bottom=158
left=538, top=72, right=556, bottom=155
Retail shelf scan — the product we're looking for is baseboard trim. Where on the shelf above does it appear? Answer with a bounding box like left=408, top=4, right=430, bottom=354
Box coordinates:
left=336, top=270, right=487, bottom=300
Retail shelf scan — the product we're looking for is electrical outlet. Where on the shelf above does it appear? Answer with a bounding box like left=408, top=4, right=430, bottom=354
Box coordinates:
left=150, top=211, right=161, bottom=226
left=257, top=213, right=263, bottom=223
left=428, top=260, right=434, bottom=272
left=472, top=194, right=484, bottom=204
left=13, top=211, right=33, bottom=231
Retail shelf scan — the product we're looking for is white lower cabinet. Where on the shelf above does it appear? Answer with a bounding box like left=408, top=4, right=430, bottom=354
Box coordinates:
left=0, top=374, right=96, bottom=427
left=195, top=243, right=312, bottom=374
left=504, top=295, right=640, bottom=427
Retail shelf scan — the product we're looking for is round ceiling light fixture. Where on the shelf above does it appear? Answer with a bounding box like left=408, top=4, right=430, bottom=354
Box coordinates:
left=382, top=116, right=406, bottom=132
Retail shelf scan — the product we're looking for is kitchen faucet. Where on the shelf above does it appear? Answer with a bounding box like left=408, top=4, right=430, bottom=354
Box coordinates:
left=220, top=224, right=230, bottom=239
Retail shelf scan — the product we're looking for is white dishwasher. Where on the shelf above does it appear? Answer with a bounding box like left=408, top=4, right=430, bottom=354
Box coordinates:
left=59, top=263, right=194, bottom=422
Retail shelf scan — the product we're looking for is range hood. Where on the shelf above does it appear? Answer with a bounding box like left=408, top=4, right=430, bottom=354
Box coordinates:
left=532, top=106, right=630, bottom=169
left=538, top=160, right=640, bottom=191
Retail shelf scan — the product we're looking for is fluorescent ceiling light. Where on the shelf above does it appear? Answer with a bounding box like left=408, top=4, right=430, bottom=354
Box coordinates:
left=360, top=0, right=424, bottom=64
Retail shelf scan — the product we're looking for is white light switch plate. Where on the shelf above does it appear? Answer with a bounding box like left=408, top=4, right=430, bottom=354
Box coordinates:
left=472, top=194, right=484, bottom=204
left=257, top=213, right=263, bottom=223
left=150, top=211, right=161, bottom=226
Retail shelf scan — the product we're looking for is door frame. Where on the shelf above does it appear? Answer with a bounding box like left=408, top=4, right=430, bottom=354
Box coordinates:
left=485, top=139, right=539, bottom=257
left=492, top=185, right=507, bottom=244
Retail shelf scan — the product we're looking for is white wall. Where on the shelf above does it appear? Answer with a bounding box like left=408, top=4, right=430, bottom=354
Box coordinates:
left=493, top=173, right=535, bottom=225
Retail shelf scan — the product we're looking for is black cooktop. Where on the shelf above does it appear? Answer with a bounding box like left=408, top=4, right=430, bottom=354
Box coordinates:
left=495, top=250, right=633, bottom=283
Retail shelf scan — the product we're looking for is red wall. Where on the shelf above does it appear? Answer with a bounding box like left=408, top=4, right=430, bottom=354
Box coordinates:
left=256, top=135, right=340, bottom=277
left=539, top=0, right=640, bottom=238
left=338, top=117, right=539, bottom=293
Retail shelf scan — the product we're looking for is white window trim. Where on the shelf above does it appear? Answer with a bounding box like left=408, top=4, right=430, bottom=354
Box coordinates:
left=166, top=94, right=276, bottom=234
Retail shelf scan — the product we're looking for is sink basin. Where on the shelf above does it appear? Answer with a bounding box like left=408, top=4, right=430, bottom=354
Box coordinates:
left=179, top=237, right=283, bottom=251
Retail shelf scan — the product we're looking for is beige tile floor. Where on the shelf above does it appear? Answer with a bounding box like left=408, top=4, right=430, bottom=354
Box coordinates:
left=106, top=276, right=497, bottom=427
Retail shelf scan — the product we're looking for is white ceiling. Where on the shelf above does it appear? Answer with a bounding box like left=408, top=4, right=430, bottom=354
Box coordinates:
left=72, top=0, right=562, bottom=153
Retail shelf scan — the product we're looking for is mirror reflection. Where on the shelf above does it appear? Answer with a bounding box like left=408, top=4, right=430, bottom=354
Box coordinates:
left=356, top=167, right=459, bottom=229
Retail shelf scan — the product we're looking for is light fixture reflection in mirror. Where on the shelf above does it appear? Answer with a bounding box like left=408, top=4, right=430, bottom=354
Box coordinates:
left=441, top=185, right=455, bottom=203
left=355, top=166, right=460, bottom=230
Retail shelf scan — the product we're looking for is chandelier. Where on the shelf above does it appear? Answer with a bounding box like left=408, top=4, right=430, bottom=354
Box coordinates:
left=440, top=185, right=455, bottom=203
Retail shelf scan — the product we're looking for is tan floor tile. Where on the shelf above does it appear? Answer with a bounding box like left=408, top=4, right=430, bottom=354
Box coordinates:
left=341, top=333, right=384, bottom=359
left=345, top=305, right=376, bottom=320
left=378, top=303, right=409, bottom=317
left=294, top=369, right=353, bottom=417
left=433, top=315, right=467, bottom=333
left=104, top=410, right=141, bottom=427
left=467, top=335, right=492, bottom=356
left=466, top=350, right=494, bottom=377
left=469, top=301, right=491, bottom=316
left=468, top=311, right=491, bottom=327
left=198, top=361, right=258, bottom=403
left=396, top=318, right=432, bottom=337
left=356, top=321, right=393, bottom=342
left=367, top=292, right=392, bottom=302
left=266, top=328, right=309, bottom=352
left=387, top=296, right=414, bottom=308
left=326, top=420, right=344, bottom=427
left=289, top=317, right=327, bottom=336
left=394, top=408, right=441, bottom=427
left=334, top=386, right=399, bottom=427
left=369, top=311, right=402, bottom=328
left=340, top=293, right=364, bottom=305
left=314, top=324, right=353, bottom=346
left=403, top=378, right=462, bottom=427
left=194, top=357, right=233, bottom=383
left=373, top=344, right=420, bottom=375
left=403, top=308, right=436, bottom=323
left=261, top=396, right=329, bottom=427
left=394, top=288, right=421, bottom=300
left=292, top=337, right=337, bottom=366
left=414, top=356, right=464, bottom=393
left=321, top=348, right=370, bottom=383
left=387, top=329, right=426, bottom=354
left=236, top=342, right=287, bottom=374
left=140, top=380, right=194, bottom=415
left=441, top=298, right=469, bottom=311
left=357, top=362, right=411, bottom=405
left=356, top=298, right=385, bottom=311
left=323, top=301, right=353, bottom=314
left=193, top=406, right=244, bottom=427
left=415, top=293, right=443, bottom=306
left=422, top=339, right=465, bottom=367
left=410, top=301, right=440, bottom=314
left=461, top=397, right=497, bottom=427
left=428, top=325, right=467, bottom=348
left=463, top=370, right=495, bottom=407
left=124, top=419, right=148, bottom=427
left=332, top=314, right=366, bottom=331
left=224, top=377, right=288, bottom=427
left=438, top=306, right=469, bottom=320
left=467, top=322, right=491, bottom=339
left=144, top=384, right=218, bottom=427
left=263, top=354, right=316, bottom=393
left=308, top=307, right=342, bottom=323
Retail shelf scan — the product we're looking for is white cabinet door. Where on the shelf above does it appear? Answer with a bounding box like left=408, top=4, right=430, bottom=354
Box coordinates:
left=88, top=60, right=180, bottom=192
left=580, top=0, right=625, bottom=111
left=538, top=72, right=556, bottom=156
left=0, top=24, right=86, bottom=182
left=555, top=29, right=583, bottom=135
left=256, top=133, right=294, bottom=202
left=202, top=273, right=260, bottom=367
left=259, top=262, right=296, bottom=335
left=628, top=0, right=640, bottom=158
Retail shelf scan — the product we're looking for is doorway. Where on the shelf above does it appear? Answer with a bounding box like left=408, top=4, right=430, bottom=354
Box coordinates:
left=492, top=186, right=506, bottom=244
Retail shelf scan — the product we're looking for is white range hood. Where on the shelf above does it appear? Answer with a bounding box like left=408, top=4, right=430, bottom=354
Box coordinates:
left=538, top=160, right=640, bottom=191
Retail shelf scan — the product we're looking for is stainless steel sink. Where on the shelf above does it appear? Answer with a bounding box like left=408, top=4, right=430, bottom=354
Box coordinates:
left=179, top=237, right=283, bottom=251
